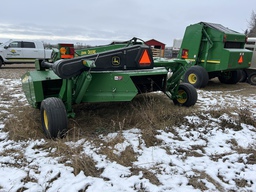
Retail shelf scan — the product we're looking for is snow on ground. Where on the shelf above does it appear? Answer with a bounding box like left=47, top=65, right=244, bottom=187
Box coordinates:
left=0, top=78, right=256, bottom=192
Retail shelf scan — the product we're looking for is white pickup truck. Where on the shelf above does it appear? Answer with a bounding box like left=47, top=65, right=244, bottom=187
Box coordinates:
left=0, top=40, right=52, bottom=68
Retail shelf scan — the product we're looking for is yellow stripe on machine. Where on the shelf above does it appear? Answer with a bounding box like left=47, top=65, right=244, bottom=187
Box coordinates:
left=185, top=59, right=196, bottom=62
left=201, top=60, right=220, bottom=64
left=185, top=58, right=220, bottom=64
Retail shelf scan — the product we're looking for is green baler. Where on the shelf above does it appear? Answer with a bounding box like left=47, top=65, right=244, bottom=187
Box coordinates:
left=21, top=38, right=197, bottom=138
left=178, top=22, right=253, bottom=88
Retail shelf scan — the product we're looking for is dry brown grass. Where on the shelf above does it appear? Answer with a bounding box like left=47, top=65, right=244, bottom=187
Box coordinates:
left=0, top=148, right=26, bottom=169
left=31, top=139, right=102, bottom=177
left=189, top=170, right=225, bottom=191
left=238, top=107, right=256, bottom=128
left=3, top=105, right=44, bottom=140
left=131, top=167, right=162, bottom=186
left=96, top=131, right=138, bottom=167
left=207, top=106, right=256, bottom=131
left=54, top=93, right=198, bottom=140
left=234, top=147, right=256, bottom=164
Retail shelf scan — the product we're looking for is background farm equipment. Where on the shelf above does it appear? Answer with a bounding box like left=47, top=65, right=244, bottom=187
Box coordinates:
left=178, top=22, right=253, bottom=88
left=243, top=37, right=256, bottom=85
left=21, top=38, right=197, bottom=138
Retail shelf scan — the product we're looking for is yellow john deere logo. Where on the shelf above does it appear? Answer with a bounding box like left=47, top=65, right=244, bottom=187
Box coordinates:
left=10, top=49, right=16, bottom=53
left=112, top=56, right=120, bottom=66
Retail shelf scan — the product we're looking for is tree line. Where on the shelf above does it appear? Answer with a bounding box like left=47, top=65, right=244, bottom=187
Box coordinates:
left=245, top=10, right=256, bottom=37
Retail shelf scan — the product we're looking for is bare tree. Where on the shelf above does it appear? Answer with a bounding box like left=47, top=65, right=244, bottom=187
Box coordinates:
left=246, top=10, right=256, bottom=37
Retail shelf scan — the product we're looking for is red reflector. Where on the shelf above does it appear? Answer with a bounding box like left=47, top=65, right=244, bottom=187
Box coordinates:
left=61, top=54, right=74, bottom=59
left=139, top=50, right=151, bottom=65
left=181, top=49, right=188, bottom=59
left=238, top=55, right=243, bottom=64
left=69, top=47, right=75, bottom=55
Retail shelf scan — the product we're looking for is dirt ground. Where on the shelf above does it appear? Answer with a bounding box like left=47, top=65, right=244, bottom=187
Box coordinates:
left=0, top=64, right=35, bottom=79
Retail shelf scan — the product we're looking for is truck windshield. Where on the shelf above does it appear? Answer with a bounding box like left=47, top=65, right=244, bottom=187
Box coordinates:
left=0, top=40, right=14, bottom=48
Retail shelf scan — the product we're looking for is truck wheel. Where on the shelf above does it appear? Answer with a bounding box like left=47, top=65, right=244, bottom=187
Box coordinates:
left=239, top=70, right=247, bottom=82
left=218, top=70, right=241, bottom=84
left=173, top=83, right=198, bottom=107
left=0, top=59, right=3, bottom=68
left=247, top=72, right=256, bottom=85
left=183, top=66, right=209, bottom=88
left=40, top=97, right=68, bottom=138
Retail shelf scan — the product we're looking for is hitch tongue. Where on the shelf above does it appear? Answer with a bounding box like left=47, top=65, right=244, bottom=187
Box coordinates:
left=41, top=60, right=54, bottom=69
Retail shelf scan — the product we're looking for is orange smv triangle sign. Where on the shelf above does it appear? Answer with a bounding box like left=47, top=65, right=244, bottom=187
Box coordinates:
left=139, top=50, right=151, bottom=65
left=238, top=55, right=243, bottom=64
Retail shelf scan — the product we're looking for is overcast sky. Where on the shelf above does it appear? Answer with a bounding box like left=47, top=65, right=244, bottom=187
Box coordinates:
left=0, top=0, right=255, bottom=47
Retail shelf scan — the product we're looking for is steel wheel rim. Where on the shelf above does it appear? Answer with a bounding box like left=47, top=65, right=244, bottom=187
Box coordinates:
left=251, top=75, right=256, bottom=84
left=188, top=73, right=197, bottom=84
left=177, top=90, right=187, bottom=104
left=43, top=110, right=49, bottom=130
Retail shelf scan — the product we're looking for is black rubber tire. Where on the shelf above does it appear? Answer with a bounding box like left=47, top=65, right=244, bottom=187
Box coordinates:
left=183, top=66, right=209, bottom=88
left=198, top=66, right=209, bottom=88
left=247, top=72, right=256, bottom=85
left=218, top=70, right=241, bottom=84
left=173, top=83, right=198, bottom=107
left=40, top=97, right=68, bottom=138
left=0, top=59, right=3, bottom=68
left=239, top=70, right=247, bottom=82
